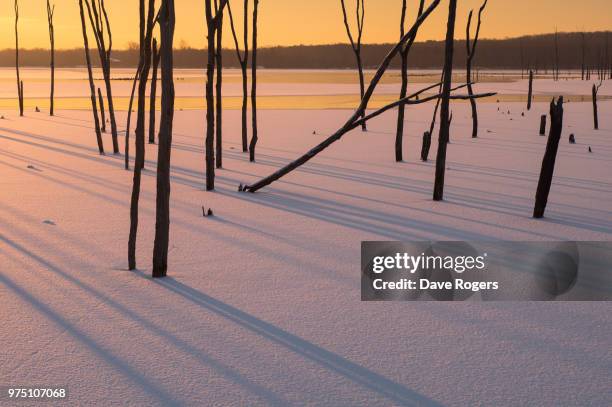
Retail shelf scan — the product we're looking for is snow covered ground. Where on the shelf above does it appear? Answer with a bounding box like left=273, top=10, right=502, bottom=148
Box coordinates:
left=1, top=73, right=611, bottom=405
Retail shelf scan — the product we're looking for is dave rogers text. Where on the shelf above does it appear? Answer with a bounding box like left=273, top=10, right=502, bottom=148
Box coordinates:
left=373, top=279, right=499, bottom=292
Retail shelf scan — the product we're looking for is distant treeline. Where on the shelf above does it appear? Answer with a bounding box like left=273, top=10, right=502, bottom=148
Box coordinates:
left=1, top=31, right=611, bottom=71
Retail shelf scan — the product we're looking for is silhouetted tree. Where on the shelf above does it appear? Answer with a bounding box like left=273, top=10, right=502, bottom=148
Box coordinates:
left=227, top=0, right=250, bottom=153
left=539, top=115, right=546, bottom=135
left=149, top=38, right=160, bottom=144
left=98, top=87, right=106, bottom=132
left=593, top=81, right=602, bottom=130
left=128, top=0, right=156, bottom=271
left=47, top=0, right=55, bottom=116
left=242, top=0, right=443, bottom=192
left=84, top=0, right=119, bottom=153
left=152, top=0, right=176, bottom=278
left=78, top=0, right=104, bottom=154
left=395, top=0, right=424, bottom=162
left=125, top=69, right=140, bottom=169
left=340, top=0, right=367, bottom=131
left=432, top=0, right=457, bottom=201
left=527, top=69, right=533, bottom=110
left=215, top=0, right=224, bottom=168
left=534, top=97, right=564, bottom=218
left=250, top=0, right=259, bottom=161
left=465, top=0, right=487, bottom=139
left=204, top=0, right=227, bottom=189
left=15, top=0, right=24, bottom=116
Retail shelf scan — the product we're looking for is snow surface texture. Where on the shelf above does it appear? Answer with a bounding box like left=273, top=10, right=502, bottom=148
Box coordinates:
left=1, top=75, right=611, bottom=406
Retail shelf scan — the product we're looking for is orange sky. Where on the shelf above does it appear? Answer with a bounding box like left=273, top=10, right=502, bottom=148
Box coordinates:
left=0, top=0, right=611, bottom=50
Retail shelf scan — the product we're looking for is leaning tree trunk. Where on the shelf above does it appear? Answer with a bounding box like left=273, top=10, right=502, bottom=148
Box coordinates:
left=250, top=0, right=259, bottom=162
left=533, top=97, right=564, bottom=219
left=215, top=9, right=224, bottom=169
left=128, top=0, right=155, bottom=271
left=432, top=0, right=457, bottom=201
left=356, top=53, right=366, bottom=131
left=98, top=87, right=106, bottom=132
left=149, top=38, right=160, bottom=144
left=592, top=84, right=599, bottom=130
left=527, top=69, right=533, bottom=110
left=152, top=0, right=176, bottom=278
left=125, top=67, right=140, bottom=169
left=77, top=0, right=104, bottom=154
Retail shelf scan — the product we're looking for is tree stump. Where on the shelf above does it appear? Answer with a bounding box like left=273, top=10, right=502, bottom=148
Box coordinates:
left=539, top=115, right=546, bottom=135
left=421, top=131, right=431, bottom=161
left=533, top=97, right=564, bottom=219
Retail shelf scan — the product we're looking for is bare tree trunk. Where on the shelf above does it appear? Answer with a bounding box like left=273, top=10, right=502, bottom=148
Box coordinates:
left=395, top=0, right=425, bottom=162
left=47, top=0, right=55, bottom=116
left=539, top=115, right=546, bottom=135
left=84, top=0, right=119, bottom=153
left=98, top=87, right=106, bottom=132
left=340, top=0, right=367, bottom=131
left=243, top=0, right=442, bottom=193
left=432, top=0, right=457, bottom=202
left=593, top=82, right=601, bottom=130
left=128, top=0, right=155, bottom=271
left=465, top=0, right=487, bottom=139
left=421, top=131, right=431, bottom=162
left=227, top=0, right=250, bottom=153
left=152, top=0, right=175, bottom=278
left=215, top=6, right=224, bottom=169
left=78, top=0, right=104, bottom=154
left=149, top=38, right=160, bottom=144
left=205, top=0, right=217, bottom=188
left=527, top=69, right=533, bottom=110
left=125, top=67, right=140, bottom=169
left=15, top=0, right=24, bottom=117
left=534, top=97, right=564, bottom=218
left=250, top=0, right=259, bottom=161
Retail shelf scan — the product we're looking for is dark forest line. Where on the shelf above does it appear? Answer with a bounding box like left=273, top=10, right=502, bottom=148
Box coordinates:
left=1, top=31, right=610, bottom=70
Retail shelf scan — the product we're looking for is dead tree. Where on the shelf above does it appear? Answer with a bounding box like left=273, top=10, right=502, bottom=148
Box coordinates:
left=340, top=0, right=367, bottom=131
left=227, top=0, right=249, bottom=153
left=395, top=0, right=425, bottom=162
left=98, top=87, right=106, bottom=132
left=242, top=0, right=444, bottom=192
left=125, top=68, right=140, bottom=169
left=204, top=0, right=228, bottom=189
left=14, top=0, right=24, bottom=116
left=534, top=97, right=564, bottom=219
left=152, top=0, right=176, bottom=278
left=527, top=69, right=533, bottom=110
left=432, top=0, right=457, bottom=201
left=215, top=0, right=224, bottom=168
left=149, top=38, right=160, bottom=144
left=84, top=0, right=119, bottom=153
left=77, top=0, right=104, bottom=154
left=250, top=0, right=259, bottom=161
left=539, top=115, right=546, bottom=135
left=47, top=0, right=55, bottom=116
left=593, top=81, right=602, bottom=130
left=421, top=131, right=431, bottom=161
left=465, top=0, right=488, bottom=139
left=128, top=0, right=156, bottom=271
